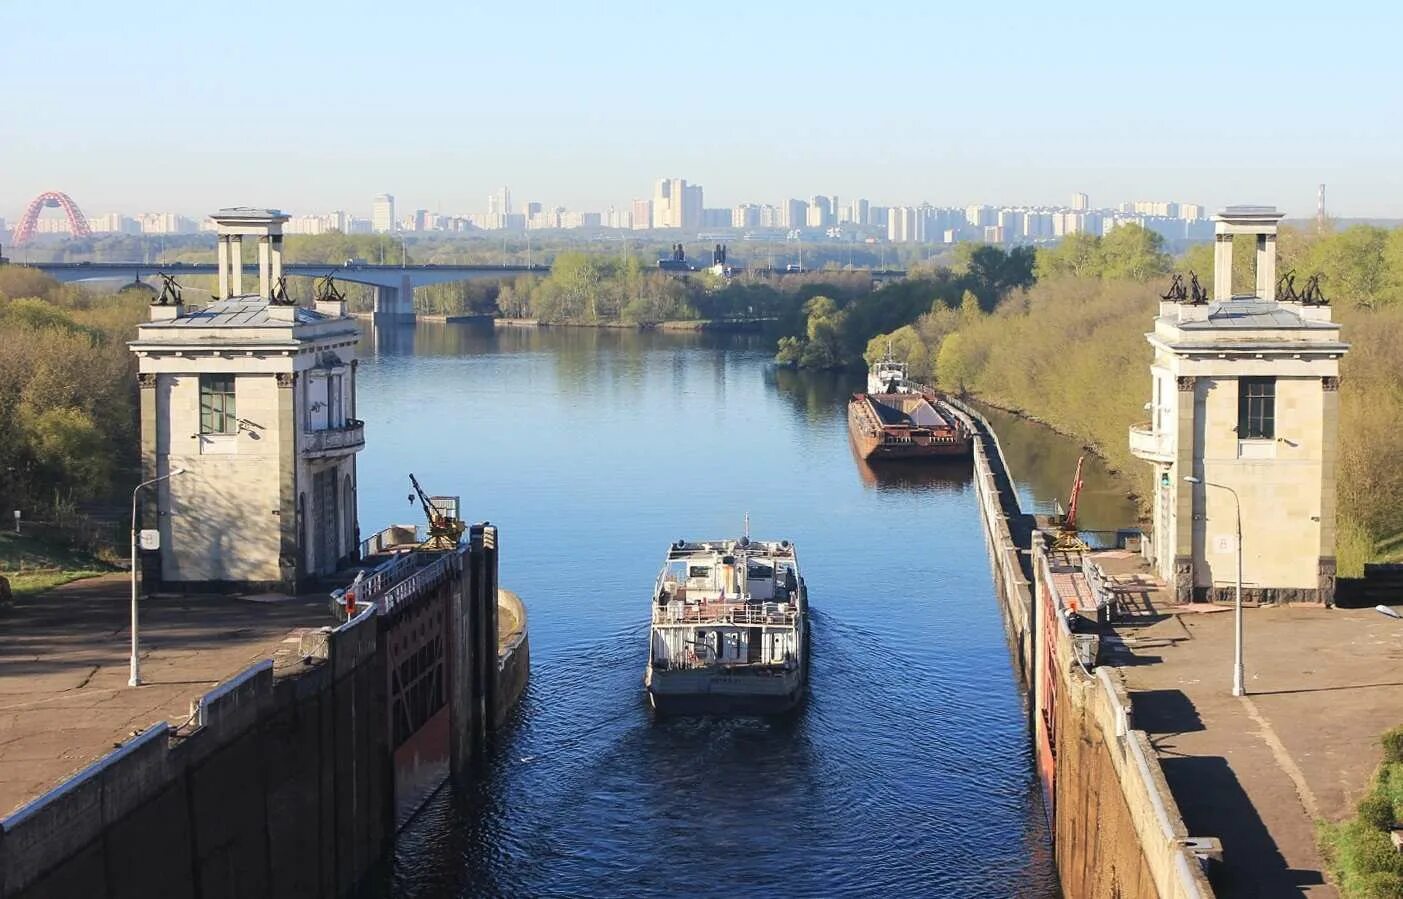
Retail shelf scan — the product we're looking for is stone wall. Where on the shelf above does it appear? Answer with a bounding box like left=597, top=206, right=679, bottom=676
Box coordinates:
left=495, top=590, right=531, bottom=730
left=956, top=398, right=1213, bottom=899
left=0, top=607, right=388, bottom=899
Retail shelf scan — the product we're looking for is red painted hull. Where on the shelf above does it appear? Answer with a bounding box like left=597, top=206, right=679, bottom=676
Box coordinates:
left=847, top=393, right=971, bottom=461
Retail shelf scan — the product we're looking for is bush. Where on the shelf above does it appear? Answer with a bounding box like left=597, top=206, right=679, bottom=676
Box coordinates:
left=1357, top=871, right=1403, bottom=899
left=1382, top=727, right=1403, bottom=765
left=1361, top=793, right=1396, bottom=832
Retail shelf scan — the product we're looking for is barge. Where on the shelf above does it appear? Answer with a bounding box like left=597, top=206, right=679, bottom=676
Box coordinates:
left=848, top=351, right=971, bottom=461
left=645, top=536, right=808, bottom=716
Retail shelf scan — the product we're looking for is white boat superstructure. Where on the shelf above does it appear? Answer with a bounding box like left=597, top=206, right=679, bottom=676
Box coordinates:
left=867, top=346, right=914, bottom=395
left=645, top=536, right=808, bottom=715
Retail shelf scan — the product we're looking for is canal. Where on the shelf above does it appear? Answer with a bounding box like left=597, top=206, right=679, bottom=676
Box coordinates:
left=355, top=323, right=1136, bottom=897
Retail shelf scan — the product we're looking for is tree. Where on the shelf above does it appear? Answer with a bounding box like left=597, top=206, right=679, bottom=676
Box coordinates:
left=1036, top=233, right=1103, bottom=279
left=1098, top=224, right=1170, bottom=281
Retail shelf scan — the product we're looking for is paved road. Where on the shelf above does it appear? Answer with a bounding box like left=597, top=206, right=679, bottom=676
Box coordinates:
left=0, top=574, right=329, bottom=817
left=1098, top=552, right=1403, bottom=898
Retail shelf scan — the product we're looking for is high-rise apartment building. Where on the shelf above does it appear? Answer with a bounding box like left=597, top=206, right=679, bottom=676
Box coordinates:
left=965, top=205, right=995, bottom=228
left=851, top=198, right=870, bottom=226
left=371, top=194, right=396, bottom=233
left=807, top=196, right=832, bottom=228
left=683, top=184, right=703, bottom=231
left=888, top=206, right=919, bottom=243
left=784, top=199, right=808, bottom=229
left=652, top=178, right=700, bottom=229
left=732, top=204, right=761, bottom=229
left=631, top=199, right=652, bottom=230
left=997, top=209, right=1024, bottom=242
left=1071, top=192, right=1090, bottom=211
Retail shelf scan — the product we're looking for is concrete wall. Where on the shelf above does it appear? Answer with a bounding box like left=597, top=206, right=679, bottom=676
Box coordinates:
left=944, top=399, right=1034, bottom=679
left=0, top=608, right=389, bottom=899
left=1031, top=545, right=1213, bottom=899
left=495, top=590, right=531, bottom=730
left=956, top=399, right=1213, bottom=899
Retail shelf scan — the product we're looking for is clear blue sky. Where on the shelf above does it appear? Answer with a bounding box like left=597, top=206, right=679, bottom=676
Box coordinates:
left=3, top=0, right=1400, bottom=220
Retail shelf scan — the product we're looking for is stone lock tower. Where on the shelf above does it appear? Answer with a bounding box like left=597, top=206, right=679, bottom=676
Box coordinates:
left=129, top=208, right=365, bottom=592
left=1129, top=206, right=1349, bottom=603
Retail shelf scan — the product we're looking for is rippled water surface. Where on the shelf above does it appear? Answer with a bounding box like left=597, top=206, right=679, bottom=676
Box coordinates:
left=352, top=323, right=1121, bottom=898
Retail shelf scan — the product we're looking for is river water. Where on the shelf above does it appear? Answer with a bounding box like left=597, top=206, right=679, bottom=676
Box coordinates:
left=354, top=323, right=1137, bottom=898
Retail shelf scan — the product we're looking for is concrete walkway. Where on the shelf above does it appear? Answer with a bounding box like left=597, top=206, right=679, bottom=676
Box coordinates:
left=0, top=574, right=329, bottom=817
left=1096, top=551, right=1403, bottom=898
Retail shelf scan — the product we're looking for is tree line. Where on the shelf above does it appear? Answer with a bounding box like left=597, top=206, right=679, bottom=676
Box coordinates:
left=855, top=222, right=1403, bottom=575
left=0, top=268, right=146, bottom=523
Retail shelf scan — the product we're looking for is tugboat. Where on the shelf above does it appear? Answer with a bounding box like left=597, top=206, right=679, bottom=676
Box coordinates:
left=645, top=532, right=808, bottom=716
left=848, top=349, right=971, bottom=461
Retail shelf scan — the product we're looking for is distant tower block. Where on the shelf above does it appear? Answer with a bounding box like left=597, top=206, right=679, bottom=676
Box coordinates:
left=1129, top=205, right=1350, bottom=604
left=1317, top=183, right=1327, bottom=234
left=128, top=208, right=365, bottom=593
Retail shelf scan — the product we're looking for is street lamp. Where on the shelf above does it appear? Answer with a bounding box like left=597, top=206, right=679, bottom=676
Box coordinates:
left=1185, top=475, right=1245, bottom=696
left=130, top=467, right=185, bottom=687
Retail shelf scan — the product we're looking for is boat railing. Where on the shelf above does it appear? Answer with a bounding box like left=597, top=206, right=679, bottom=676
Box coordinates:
left=653, top=600, right=797, bottom=627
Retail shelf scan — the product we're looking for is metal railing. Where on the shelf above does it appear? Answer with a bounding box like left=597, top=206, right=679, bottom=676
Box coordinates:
left=300, top=418, right=366, bottom=456
left=358, top=524, right=422, bottom=559
left=653, top=601, right=798, bottom=627
left=1081, top=553, right=1118, bottom=619
left=377, top=551, right=459, bottom=616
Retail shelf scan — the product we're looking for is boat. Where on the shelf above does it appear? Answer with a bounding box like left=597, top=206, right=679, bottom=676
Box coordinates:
left=848, top=350, right=972, bottom=461
left=645, top=534, right=808, bottom=716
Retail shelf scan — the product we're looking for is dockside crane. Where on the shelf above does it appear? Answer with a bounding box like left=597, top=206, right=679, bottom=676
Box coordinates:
left=1052, top=455, right=1088, bottom=551
left=408, top=473, right=465, bottom=550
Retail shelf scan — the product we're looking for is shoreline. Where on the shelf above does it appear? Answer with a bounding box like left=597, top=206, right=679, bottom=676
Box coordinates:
left=350, top=312, right=772, bottom=332
left=956, top=393, right=1147, bottom=511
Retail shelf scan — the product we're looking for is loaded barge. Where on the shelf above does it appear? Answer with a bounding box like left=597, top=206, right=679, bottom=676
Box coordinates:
left=848, top=351, right=971, bottom=461
left=645, top=536, right=808, bottom=716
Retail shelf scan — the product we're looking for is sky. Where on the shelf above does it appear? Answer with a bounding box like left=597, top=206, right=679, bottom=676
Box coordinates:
left=3, top=0, right=1402, bottom=221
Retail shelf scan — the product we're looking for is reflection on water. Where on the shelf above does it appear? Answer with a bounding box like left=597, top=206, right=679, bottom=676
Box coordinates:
left=973, top=402, right=1141, bottom=535
left=357, top=323, right=1060, bottom=897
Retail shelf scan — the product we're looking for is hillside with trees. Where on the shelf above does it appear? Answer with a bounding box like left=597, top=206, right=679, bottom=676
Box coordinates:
left=861, top=223, right=1403, bottom=574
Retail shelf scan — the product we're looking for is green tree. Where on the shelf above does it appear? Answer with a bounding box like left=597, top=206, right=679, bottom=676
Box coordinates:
left=1099, top=224, right=1171, bottom=281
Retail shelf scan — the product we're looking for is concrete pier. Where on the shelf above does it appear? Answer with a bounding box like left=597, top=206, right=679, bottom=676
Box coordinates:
left=0, top=532, right=529, bottom=898
left=949, top=399, right=1213, bottom=899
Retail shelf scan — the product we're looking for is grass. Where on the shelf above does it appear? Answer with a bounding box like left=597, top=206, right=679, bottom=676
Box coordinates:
left=1320, top=727, right=1403, bottom=898
left=0, top=530, right=120, bottom=599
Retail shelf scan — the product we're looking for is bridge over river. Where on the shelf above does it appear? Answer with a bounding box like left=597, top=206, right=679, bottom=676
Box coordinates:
left=28, top=260, right=909, bottom=321
left=30, top=261, right=547, bottom=321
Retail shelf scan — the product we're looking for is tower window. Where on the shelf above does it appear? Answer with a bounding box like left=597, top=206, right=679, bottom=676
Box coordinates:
left=200, top=375, right=237, bottom=434
left=1237, top=377, right=1275, bottom=440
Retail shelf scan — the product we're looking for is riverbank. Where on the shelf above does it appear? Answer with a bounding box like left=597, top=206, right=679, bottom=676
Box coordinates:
left=350, top=311, right=774, bottom=332
left=962, top=394, right=1148, bottom=514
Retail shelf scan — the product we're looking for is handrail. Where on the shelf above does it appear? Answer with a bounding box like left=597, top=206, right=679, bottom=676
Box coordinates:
left=653, top=601, right=798, bottom=627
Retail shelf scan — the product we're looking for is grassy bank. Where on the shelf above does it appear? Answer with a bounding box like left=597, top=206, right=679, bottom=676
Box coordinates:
left=1320, top=727, right=1403, bottom=898
left=0, top=531, right=119, bottom=598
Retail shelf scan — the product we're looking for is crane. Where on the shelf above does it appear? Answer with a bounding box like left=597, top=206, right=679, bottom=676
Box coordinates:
left=1052, top=455, right=1088, bottom=551
left=408, top=473, right=464, bottom=550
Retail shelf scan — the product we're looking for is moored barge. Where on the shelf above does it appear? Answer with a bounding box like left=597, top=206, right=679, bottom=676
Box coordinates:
left=848, top=352, right=971, bottom=461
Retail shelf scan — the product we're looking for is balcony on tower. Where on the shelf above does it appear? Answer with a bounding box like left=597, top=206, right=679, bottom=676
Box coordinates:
left=1128, top=421, right=1173, bottom=464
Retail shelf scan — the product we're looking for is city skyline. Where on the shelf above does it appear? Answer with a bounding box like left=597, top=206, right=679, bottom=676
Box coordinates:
left=4, top=3, right=1402, bottom=219
left=8, top=184, right=1220, bottom=247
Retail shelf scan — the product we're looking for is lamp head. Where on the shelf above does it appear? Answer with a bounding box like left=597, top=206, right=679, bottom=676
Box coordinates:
left=1184, top=475, right=1202, bottom=484
left=171, top=467, right=187, bottom=476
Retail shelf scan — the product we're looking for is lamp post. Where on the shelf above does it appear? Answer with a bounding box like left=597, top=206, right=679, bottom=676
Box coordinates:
left=1185, top=475, right=1245, bottom=696
left=130, top=467, right=184, bottom=687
